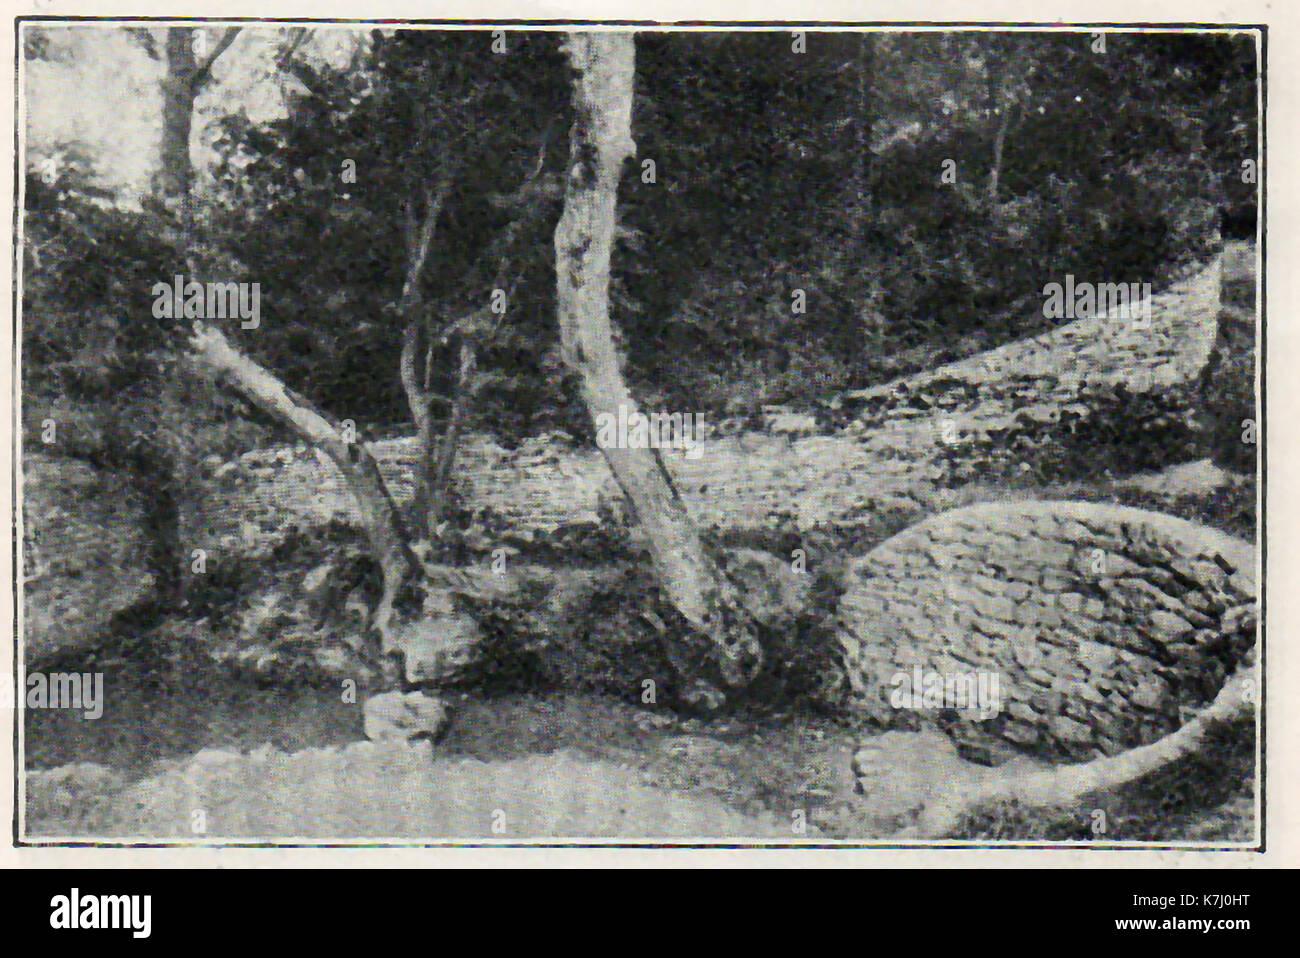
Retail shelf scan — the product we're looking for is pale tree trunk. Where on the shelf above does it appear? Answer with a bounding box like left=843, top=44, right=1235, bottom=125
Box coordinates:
left=553, top=32, right=763, bottom=699
left=156, top=26, right=417, bottom=650
left=984, top=50, right=1017, bottom=205
left=190, top=325, right=418, bottom=654
left=397, top=178, right=450, bottom=539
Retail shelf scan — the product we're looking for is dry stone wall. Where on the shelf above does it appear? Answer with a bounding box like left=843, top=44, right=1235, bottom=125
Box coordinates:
left=836, top=500, right=1257, bottom=763
left=22, top=257, right=1227, bottom=655
left=189, top=258, right=1223, bottom=544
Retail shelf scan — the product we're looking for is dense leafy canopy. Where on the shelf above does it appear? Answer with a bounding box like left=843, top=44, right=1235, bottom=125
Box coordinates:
left=25, top=29, right=1256, bottom=443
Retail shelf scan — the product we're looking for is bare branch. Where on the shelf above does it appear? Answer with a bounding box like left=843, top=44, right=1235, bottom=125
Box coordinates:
left=400, top=324, right=433, bottom=437
left=125, top=27, right=161, bottom=60
left=487, top=124, right=561, bottom=211
left=189, top=27, right=242, bottom=90
left=275, top=26, right=310, bottom=70
left=402, top=191, right=419, bottom=265
left=400, top=176, right=450, bottom=312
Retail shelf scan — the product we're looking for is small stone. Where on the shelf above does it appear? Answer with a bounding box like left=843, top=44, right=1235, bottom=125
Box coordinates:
left=1047, top=714, right=1093, bottom=746
left=1002, top=721, right=1040, bottom=746
left=1129, top=674, right=1168, bottom=710
left=1040, top=569, right=1072, bottom=592
left=313, top=645, right=350, bottom=673
left=662, top=735, right=726, bottom=760
left=395, top=613, right=484, bottom=684
left=363, top=691, right=449, bottom=744
left=972, top=591, right=1017, bottom=623
left=301, top=562, right=336, bottom=602
left=1072, top=680, right=1107, bottom=705
left=633, top=710, right=675, bottom=731
left=1036, top=605, right=1064, bottom=629
left=191, top=748, right=241, bottom=766
left=1148, top=609, right=1194, bottom=643
left=1005, top=581, right=1032, bottom=602
left=1011, top=636, right=1045, bottom=669
left=1074, top=639, right=1117, bottom=673
left=767, top=412, right=819, bottom=437
left=1222, top=604, right=1257, bottom=636
left=1006, top=699, right=1039, bottom=724
left=680, top=680, right=727, bottom=712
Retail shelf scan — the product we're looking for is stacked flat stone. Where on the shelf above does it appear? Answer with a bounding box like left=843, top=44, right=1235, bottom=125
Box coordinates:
left=837, top=500, right=1256, bottom=763
left=183, top=259, right=1224, bottom=544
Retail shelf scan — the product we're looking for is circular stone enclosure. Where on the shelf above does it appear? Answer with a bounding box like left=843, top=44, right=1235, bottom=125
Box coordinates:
left=837, top=500, right=1256, bottom=763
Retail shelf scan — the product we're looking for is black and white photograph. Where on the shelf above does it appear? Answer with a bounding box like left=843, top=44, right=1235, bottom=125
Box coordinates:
left=12, top=19, right=1262, bottom=846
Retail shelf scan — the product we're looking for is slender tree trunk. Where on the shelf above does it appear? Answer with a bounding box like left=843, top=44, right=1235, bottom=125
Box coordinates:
left=160, top=30, right=198, bottom=216
left=988, top=123, right=1006, bottom=204
left=985, top=54, right=1014, bottom=205
left=397, top=179, right=449, bottom=539
left=400, top=150, right=547, bottom=540
left=553, top=32, right=762, bottom=697
left=850, top=34, right=875, bottom=250
left=428, top=338, right=476, bottom=526
left=400, top=324, right=438, bottom=533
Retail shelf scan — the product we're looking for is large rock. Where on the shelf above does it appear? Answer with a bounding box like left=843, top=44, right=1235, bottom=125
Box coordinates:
left=391, top=614, right=485, bottom=685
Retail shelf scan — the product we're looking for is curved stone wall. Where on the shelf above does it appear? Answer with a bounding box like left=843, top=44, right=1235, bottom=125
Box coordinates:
left=836, top=500, right=1256, bottom=763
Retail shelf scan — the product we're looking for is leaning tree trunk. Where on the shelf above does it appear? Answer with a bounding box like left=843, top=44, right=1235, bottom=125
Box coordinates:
left=553, top=32, right=763, bottom=697
left=190, top=324, right=418, bottom=654
left=159, top=25, right=417, bottom=651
